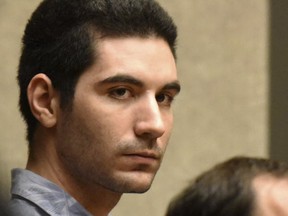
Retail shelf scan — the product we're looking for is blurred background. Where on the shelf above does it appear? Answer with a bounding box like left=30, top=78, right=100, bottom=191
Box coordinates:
left=1, top=0, right=288, bottom=215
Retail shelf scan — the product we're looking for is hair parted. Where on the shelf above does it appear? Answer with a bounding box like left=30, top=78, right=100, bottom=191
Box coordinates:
left=18, top=0, right=177, bottom=144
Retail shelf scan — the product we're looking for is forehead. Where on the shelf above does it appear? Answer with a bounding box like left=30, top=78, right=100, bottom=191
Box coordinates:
left=253, top=175, right=288, bottom=216
left=97, top=36, right=175, bottom=60
left=81, top=36, right=178, bottom=86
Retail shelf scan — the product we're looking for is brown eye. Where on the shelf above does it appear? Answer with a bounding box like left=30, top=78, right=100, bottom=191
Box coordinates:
left=115, top=88, right=127, bottom=96
left=109, top=87, right=132, bottom=100
left=156, top=93, right=174, bottom=106
left=156, top=94, right=165, bottom=102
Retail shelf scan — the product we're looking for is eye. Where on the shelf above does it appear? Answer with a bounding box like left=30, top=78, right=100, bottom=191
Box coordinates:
left=156, top=93, right=174, bottom=106
left=109, top=87, right=133, bottom=100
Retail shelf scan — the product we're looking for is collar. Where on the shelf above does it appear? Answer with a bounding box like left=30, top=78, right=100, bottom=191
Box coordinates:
left=11, top=168, right=92, bottom=216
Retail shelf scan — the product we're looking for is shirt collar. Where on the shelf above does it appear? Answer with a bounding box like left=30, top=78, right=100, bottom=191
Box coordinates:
left=11, top=168, right=92, bottom=216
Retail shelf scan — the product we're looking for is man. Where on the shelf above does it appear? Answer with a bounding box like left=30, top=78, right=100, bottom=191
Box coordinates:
left=9, top=0, right=181, bottom=215
left=166, top=156, right=288, bottom=216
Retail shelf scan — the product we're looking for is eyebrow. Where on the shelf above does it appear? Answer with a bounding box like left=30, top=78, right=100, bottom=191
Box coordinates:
left=99, top=74, right=144, bottom=87
left=98, top=74, right=181, bottom=93
left=163, top=81, right=181, bottom=94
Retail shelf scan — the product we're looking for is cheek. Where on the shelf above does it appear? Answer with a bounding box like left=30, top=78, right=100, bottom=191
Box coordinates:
left=165, top=113, right=174, bottom=136
left=76, top=105, right=131, bottom=148
left=58, top=113, right=114, bottom=166
left=164, top=112, right=174, bottom=133
left=159, top=114, right=174, bottom=144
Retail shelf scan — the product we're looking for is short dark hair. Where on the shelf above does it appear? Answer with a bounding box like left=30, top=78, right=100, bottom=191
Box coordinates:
left=18, top=0, right=177, bottom=144
left=166, top=156, right=288, bottom=216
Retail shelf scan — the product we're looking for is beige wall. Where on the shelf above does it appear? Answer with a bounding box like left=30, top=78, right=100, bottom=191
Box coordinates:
left=0, top=0, right=42, bottom=198
left=0, top=0, right=269, bottom=215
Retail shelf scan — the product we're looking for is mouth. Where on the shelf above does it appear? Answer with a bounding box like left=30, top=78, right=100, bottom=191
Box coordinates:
left=123, top=151, right=161, bottom=164
left=125, top=151, right=160, bottom=159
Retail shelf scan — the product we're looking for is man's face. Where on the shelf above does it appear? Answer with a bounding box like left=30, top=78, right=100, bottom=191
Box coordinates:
left=56, top=37, right=180, bottom=193
left=253, top=175, right=288, bottom=216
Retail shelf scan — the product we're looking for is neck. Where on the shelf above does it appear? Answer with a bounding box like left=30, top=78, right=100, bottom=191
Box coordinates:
left=26, top=128, right=122, bottom=216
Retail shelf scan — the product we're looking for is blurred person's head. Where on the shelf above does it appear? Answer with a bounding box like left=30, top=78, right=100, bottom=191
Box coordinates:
left=166, top=156, right=288, bottom=216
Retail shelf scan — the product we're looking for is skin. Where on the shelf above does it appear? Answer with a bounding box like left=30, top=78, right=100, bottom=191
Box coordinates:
left=253, top=174, right=288, bottom=216
left=26, top=36, right=180, bottom=216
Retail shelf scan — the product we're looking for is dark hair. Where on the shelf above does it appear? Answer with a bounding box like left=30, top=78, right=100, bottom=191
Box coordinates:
left=166, top=156, right=288, bottom=216
left=18, top=0, right=177, bottom=144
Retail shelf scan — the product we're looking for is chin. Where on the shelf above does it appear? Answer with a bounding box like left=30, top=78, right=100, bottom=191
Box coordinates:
left=126, top=184, right=152, bottom=194
left=108, top=169, right=158, bottom=193
left=117, top=176, right=155, bottom=193
left=125, top=175, right=156, bottom=193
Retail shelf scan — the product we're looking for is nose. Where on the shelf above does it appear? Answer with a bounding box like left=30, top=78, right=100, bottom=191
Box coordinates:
left=134, top=95, right=166, bottom=139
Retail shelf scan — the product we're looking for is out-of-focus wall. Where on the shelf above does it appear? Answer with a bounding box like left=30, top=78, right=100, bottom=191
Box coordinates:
left=0, top=0, right=42, bottom=199
left=0, top=0, right=269, bottom=215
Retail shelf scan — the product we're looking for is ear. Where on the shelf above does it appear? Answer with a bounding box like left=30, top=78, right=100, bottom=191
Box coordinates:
left=27, top=73, right=59, bottom=128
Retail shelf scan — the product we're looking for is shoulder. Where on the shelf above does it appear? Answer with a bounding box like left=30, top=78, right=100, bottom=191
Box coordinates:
left=8, top=197, right=49, bottom=216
